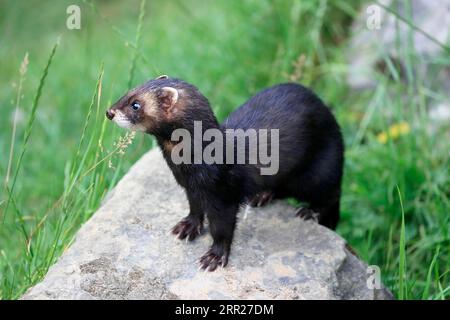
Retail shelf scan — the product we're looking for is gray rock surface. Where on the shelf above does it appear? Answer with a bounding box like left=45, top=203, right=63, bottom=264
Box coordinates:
left=22, top=149, right=393, bottom=300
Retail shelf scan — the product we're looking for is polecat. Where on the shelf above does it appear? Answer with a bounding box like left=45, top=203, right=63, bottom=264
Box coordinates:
left=106, top=75, right=344, bottom=271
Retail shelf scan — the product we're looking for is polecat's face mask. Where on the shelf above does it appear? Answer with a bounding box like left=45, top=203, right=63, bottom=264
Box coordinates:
left=106, top=91, right=148, bottom=132
left=106, top=76, right=179, bottom=134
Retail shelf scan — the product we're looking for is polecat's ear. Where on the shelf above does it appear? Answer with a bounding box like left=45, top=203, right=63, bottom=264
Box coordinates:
left=156, top=74, right=169, bottom=80
left=160, top=87, right=179, bottom=110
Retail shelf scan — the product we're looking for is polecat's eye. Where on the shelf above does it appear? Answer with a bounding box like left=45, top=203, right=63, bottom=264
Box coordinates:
left=131, top=101, right=141, bottom=111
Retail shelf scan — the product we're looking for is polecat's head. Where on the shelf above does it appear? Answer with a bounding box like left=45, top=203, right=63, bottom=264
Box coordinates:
left=106, top=75, right=190, bottom=134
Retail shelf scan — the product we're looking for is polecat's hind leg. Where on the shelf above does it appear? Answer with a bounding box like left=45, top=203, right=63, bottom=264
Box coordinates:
left=285, top=172, right=341, bottom=230
left=315, top=201, right=340, bottom=230
left=249, top=191, right=274, bottom=207
left=306, top=200, right=340, bottom=230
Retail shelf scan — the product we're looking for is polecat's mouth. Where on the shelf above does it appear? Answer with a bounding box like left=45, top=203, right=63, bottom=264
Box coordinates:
left=108, top=109, right=147, bottom=132
left=111, top=110, right=133, bottom=129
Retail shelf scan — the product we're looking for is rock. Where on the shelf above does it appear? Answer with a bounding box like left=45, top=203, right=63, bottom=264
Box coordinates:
left=346, top=0, right=450, bottom=90
left=22, top=149, right=393, bottom=300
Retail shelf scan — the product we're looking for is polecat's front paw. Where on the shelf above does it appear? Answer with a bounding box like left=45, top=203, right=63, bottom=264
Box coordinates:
left=171, top=216, right=203, bottom=241
left=199, top=246, right=229, bottom=272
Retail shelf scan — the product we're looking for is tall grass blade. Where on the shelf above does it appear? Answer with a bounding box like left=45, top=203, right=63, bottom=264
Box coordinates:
left=2, top=38, right=59, bottom=222
left=422, top=246, right=440, bottom=300
left=375, top=0, right=450, bottom=52
left=396, top=184, right=407, bottom=299
left=5, top=52, right=29, bottom=188
left=127, top=0, right=147, bottom=89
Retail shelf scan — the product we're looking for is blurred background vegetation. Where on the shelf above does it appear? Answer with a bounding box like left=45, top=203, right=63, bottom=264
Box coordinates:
left=0, top=0, right=448, bottom=299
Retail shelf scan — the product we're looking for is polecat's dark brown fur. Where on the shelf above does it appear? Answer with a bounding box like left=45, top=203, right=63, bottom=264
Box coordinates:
left=106, top=75, right=344, bottom=271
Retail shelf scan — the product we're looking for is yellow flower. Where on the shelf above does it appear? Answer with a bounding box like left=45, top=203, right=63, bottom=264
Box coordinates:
left=377, top=132, right=388, bottom=144
left=398, top=122, right=410, bottom=134
left=377, top=122, right=410, bottom=144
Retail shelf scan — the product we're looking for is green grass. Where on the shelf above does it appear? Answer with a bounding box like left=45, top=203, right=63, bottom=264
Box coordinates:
left=397, top=185, right=407, bottom=299
left=0, top=0, right=448, bottom=299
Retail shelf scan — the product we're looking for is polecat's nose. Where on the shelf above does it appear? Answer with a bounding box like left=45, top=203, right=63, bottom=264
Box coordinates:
left=106, top=109, right=116, bottom=120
